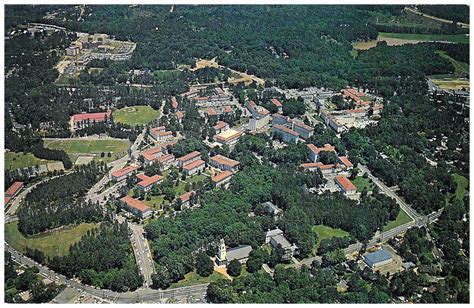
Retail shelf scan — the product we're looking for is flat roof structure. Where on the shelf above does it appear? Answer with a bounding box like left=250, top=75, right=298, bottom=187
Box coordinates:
left=364, top=249, right=392, bottom=268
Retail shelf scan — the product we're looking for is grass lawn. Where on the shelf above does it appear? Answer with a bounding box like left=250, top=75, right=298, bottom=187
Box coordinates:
left=113, top=105, right=160, bottom=126
left=5, top=222, right=99, bottom=258
left=351, top=176, right=374, bottom=192
left=5, top=152, right=55, bottom=170
left=453, top=173, right=468, bottom=200
left=379, top=32, right=469, bottom=44
left=44, top=139, right=129, bottom=164
left=312, top=225, right=350, bottom=251
left=436, top=50, right=469, bottom=77
left=382, top=209, right=413, bottom=232
left=170, top=271, right=226, bottom=288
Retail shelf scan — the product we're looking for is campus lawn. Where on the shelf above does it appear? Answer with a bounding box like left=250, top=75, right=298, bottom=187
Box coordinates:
left=379, top=32, right=469, bottom=44
left=113, top=105, right=160, bottom=126
left=170, top=271, right=227, bottom=288
left=5, top=222, right=99, bottom=258
left=44, top=139, right=129, bottom=164
left=351, top=176, right=374, bottom=192
left=453, top=173, right=468, bottom=200
left=5, top=152, right=54, bottom=170
left=436, top=50, right=469, bottom=77
left=312, top=225, right=350, bottom=251
left=382, top=209, right=413, bottom=232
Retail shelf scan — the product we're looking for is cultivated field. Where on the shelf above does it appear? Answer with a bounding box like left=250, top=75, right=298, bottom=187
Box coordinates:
left=44, top=138, right=130, bottom=164
left=5, top=222, right=100, bottom=258
left=113, top=105, right=160, bottom=126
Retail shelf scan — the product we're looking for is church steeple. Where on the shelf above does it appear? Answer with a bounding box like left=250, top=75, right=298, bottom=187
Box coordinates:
left=217, top=238, right=226, bottom=262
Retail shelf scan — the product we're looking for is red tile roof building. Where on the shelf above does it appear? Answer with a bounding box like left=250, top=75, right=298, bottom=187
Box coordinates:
left=182, top=159, right=206, bottom=176
left=71, top=110, right=112, bottom=129
left=273, top=124, right=299, bottom=143
left=211, top=170, right=234, bottom=188
left=136, top=174, right=163, bottom=192
left=206, top=107, right=218, bottom=117
left=120, top=196, right=152, bottom=218
left=213, top=121, right=229, bottom=134
left=307, top=143, right=336, bottom=162
left=177, top=151, right=201, bottom=167
left=293, top=120, right=314, bottom=139
left=171, top=97, right=178, bottom=110
left=140, top=146, right=164, bottom=166
left=270, top=98, right=283, bottom=107
left=111, top=165, right=139, bottom=182
left=335, top=176, right=357, bottom=195
left=210, top=155, right=240, bottom=171
left=176, top=111, right=185, bottom=121
left=300, top=162, right=343, bottom=174
left=155, top=153, right=176, bottom=170
left=337, top=156, right=354, bottom=169
left=149, top=127, right=173, bottom=142
left=4, top=181, right=24, bottom=206
left=178, top=190, right=197, bottom=209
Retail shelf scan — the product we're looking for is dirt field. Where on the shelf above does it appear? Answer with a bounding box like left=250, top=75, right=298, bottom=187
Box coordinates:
left=430, top=77, right=470, bottom=90
left=353, top=36, right=421, bottom=50
left=75, top=155, right=95, bottom=165
left=47, top=161, right=65, bottom=172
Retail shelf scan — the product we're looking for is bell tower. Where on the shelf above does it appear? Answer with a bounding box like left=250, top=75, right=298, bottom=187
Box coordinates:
left=217, top=239, right=226, bottom=264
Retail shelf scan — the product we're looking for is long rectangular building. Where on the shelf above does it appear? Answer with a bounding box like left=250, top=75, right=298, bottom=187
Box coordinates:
left=120, top=196, right=152, bottom=218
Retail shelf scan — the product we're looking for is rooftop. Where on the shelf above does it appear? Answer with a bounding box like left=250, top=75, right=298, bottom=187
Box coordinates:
left=335, top=176, right=357, bottom=191
left=213, top=121, right=228, bottom=130
left=137, top=174, right=163, bottom=188
left=338, top=156, right=353, bottom=168
left=72, top=110, right=111, bottom=122
left=178, top=151, right=201, bottom=162
left=270, top=98, right=283, bottom=107
left=226, top=245, right=253, bottom=262
left=265, top=228, right=283, bottom=238
left=211, top=170, right=233, bottom=183
left=5, top=181, right=24, bottom=196
left=183, top=159, right=205, bottom=170
left=215, top=129, right=242, bottom=141
left=364, top=249, right=392, bottom=267
left=180, top=190, right=195, bottom=202
left=293, top=120, right=314, bottom=132
left=273, top=124, right=299, bottom=136
left=120, top=195, right=151, bottom=213
left=111, top=165, right=138, bottom=178
left=210, top=155, right=240, bottom=168
left=307, top=143, right=336, bottom=154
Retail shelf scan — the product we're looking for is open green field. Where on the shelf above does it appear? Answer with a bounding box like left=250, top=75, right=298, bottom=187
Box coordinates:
left=113, top=105, right=160, bottom=126
left=5, top=152, right=55, bottom=170
left=5, top=222, right=99, bottom=258
left=142, top=173, right=208, bottom=210
left=312, top=225, right=350, bottom=251
left=170, top=271, right=226, bottom=288
left=44, top=139, right=129, bottom=164
left=382, top=209, right=413, bottom=232
left=351, top=176, right=374, bottom=192
left=453, top=173, right=468, bottom=200
left=436, top=50, right=469, bottom=77
left=379, top=32, right=469, bottom=44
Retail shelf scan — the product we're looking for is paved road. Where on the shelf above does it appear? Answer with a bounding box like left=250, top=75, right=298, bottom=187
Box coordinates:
left=358, top=164, right=423, bottom=222
left=5, top=244, right=208, bottom=303
left=128, top=223, right=156, bottom=288
left=404, top=6, right=469, bottom=28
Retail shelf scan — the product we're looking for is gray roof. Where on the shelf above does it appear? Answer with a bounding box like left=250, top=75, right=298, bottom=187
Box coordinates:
left=265, top=228, right=283, bottom=238
left=262, top=201, right=282, bottom=215
left=271, top=234, right=292, bottom=249
left=402, top=261, right=416, bottom=270
left=226, top=245, right=252, bottom=262
left=364, top=249, right=392, bottom=267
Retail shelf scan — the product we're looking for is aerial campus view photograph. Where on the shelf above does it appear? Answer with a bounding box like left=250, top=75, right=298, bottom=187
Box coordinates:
left=1, top=1, right=471, bottom=305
